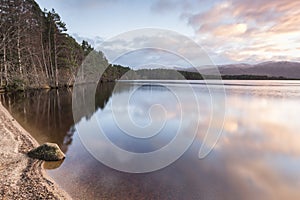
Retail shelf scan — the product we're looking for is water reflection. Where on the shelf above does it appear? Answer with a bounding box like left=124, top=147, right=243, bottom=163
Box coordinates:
left=1, top=80, right=300, bottom=199
left=1, top=88, right=74, bottom=153
left=0, top=83, right=115, bottom=155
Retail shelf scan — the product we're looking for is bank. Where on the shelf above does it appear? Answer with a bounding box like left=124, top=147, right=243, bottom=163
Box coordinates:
left=0, top=102, right=71, bottom=199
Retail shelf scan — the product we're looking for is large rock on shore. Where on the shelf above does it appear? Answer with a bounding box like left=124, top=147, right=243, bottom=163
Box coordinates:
left=27, top=143, right=65, bottom=161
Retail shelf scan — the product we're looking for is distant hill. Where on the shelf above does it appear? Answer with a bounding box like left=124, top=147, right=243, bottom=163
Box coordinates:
left=178, top=61, right=300, bottom=79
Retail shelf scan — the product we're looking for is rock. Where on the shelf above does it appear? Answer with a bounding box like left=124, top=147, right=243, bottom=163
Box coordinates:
left=43, top=160, right=64, bottom=170
left=41, top=84, right=51, bottom=89
left=27, top=143, right=65, bottom=161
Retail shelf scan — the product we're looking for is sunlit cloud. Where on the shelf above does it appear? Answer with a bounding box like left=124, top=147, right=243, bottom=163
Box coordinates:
left=184, top=0, right=300, bottom=63
left=213, top=23, right=248, bottom=36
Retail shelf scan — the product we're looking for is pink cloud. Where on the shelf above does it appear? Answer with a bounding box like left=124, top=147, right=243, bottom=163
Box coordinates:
left=185, top=0, right=300, bottom=62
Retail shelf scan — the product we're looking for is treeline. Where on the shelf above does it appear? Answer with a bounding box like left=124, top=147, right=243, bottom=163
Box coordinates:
left=1, top=0, right=82, bottom=90
left=220, top=75, right=299, bottom=80
left=123, top=69, right=298, bottom=80
left=0, top=0, right=129, bottom=91
left=102, top=64, right=130, bottom=82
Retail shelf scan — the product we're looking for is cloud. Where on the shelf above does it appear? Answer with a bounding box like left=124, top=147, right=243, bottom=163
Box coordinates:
left=213, top=23, right=248, bottom=36
left=97, top=29, right=215, bottom=68
left=150, top=0, right=192, bottom=14
left=150, top=0, right=178, bottom=13
left=184, top=0, right=300, bottom=63
left=72, top=33, right=103, bottom=47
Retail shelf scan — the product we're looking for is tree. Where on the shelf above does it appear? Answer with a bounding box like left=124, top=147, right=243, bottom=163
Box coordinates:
left=0, top=0, right=123, bottom=91
left=81, top=40, right=94, bottom=56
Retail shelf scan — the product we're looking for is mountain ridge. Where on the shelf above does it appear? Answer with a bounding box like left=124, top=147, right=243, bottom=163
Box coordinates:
left=176, top=61, right=300, bottom=79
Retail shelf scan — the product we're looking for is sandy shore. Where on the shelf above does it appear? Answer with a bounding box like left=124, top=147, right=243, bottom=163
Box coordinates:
left=0, top=102, right=71, bottom=199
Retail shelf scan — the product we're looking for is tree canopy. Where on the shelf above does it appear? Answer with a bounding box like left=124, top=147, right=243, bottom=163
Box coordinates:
left=0, top=0, right=129, bottom=91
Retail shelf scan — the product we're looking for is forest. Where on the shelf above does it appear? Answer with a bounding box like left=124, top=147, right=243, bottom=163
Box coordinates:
left=0, top=0, right=129, bottom=91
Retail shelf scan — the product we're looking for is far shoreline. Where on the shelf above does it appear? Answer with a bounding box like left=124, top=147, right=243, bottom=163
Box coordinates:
left=1, top=76, right=299, bottom=94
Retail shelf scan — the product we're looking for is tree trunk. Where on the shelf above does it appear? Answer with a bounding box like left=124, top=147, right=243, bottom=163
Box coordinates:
left=54, top=32, right=58, bottom=87
left=3, top=34, right=7, bottom=86
left=28, top=48, right=39, bottom=87
left=40, top=32, right=49, bottom=79
left=0, top=64, right=2, bottom=87
left=48, top=23, right=54, bottom=86
left=17, top=27, right=23, bottom=79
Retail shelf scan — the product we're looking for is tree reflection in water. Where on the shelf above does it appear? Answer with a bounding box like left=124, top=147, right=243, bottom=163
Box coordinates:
left=0, top=83, right=116, bottom=157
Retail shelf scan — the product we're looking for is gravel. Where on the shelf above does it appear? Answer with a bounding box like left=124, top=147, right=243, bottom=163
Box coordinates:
left=0, top=102, right=71, bottom=199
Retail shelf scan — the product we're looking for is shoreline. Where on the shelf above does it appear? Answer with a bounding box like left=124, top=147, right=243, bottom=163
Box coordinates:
left=0, top=102, right=71, bottom=199
left=1, top=78, right=300, bottom=93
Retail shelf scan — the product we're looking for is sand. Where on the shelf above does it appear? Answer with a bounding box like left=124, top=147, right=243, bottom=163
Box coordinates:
left=0, top=102, right=71, bottom=199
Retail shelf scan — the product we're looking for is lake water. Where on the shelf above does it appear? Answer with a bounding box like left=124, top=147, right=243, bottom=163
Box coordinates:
left=1, top=80, right=300, bottom=200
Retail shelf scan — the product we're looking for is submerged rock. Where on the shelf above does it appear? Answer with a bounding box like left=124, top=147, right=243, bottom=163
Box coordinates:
left=27, top=143, right=65, bottom=161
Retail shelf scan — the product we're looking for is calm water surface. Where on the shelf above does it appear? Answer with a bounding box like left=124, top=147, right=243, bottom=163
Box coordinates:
left=1, top=80, right=300, bottom=200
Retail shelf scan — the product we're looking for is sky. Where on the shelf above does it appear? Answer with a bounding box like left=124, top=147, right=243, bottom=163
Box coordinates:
left=35, top=0, right=300, bottom=67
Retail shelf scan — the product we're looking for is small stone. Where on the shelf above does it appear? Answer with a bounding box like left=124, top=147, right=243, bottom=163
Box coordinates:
left=27, top=143, right=65, bottom=161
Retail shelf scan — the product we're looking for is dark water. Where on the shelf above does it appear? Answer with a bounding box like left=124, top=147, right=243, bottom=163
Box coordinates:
left=1, top=80, right=300, bottom=200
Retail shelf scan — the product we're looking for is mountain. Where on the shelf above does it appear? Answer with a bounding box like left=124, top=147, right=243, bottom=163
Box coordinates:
left=179, top=61, right=300, bottom=79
